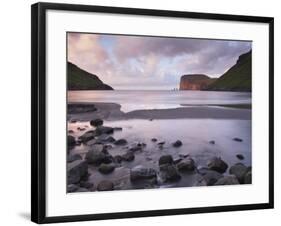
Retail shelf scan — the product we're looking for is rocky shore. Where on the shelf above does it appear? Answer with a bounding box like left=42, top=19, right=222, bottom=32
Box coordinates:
left=67, top=103, right=252, bottom=193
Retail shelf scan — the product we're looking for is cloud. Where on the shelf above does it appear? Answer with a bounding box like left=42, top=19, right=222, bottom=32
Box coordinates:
left=67, top=33, right=251, bottom=89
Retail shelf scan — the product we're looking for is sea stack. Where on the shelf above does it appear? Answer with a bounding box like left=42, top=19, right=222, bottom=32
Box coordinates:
left=179, top=74, right=216, bottom=90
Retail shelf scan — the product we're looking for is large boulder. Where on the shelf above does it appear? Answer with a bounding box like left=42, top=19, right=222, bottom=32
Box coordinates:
left=79, top=130, right=96, bottom=143
left=158, top=155, right=173, bottom=166
left=229, top=163, right=248, bottom=183
left=214, top=175, right=239, bottom=185
left=121, top=152, right=135, bottom=162
left=68, top=135, right=76, bottom=146
left=85, top=145, right=112, bottom=165
left=97, top=180, right=114, bottom=191
left=173, top=140, right=183, bottom=147
left=177, top=158, right=195, bottom=172
left=67, top=160, right=88, bottom=184
left=90, top=119, right=103, bottom=127
left=114, top=139, right=128, bottom=145
left=198, top=168, right=223, bottom=185
left=130, top=166, right=157, bottom=181
left=98, top=163, right=115, bottom=174
left=67, top=153, right=82, bottom=163
left=159, top=164, right=181, bottom=182
left=207, top=157, right=228, bottom=173
left=95, top=126, right=114, bottom=136
left=94, top=134, right=116, bottom=144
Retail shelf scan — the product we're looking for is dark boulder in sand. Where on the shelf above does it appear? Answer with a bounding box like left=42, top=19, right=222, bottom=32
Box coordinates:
left=173, top=140, right=183, bottom=147
left=160, top=164, right=181, bottom=182
left=214, top=175, right=239, bottom=185
left=229, top=163, right=248, bottom=183
left=67, top=160, right=88, bottom=184
left=122, top=152, right=135, bottom=162
left=236, top=154, right=244, bottom=160
left=96, top=126, right=114, bottom=136
left=130, top=166, right=157, bottom=181
left=98, top=163, right=115, bottom=174
left=85, top=145, right=112, bottom=165
left=177, top=158, right=195, bottom=172
left=114, top=139, right=128, bottom=145
left=90, top=119, right=103, bottom=127
left=97, top=180, right=114, bottom=191
left=68, top=135, right=76, bottom=146
left=159, top=155, right=173, bottom=165
left=79, top=130, right=96, bottom=143
left=207, top=157, right=228, bottom=173
left=233, top=137, right=243, bottom=142
left=67, top=154, right=82, bottom=163
left=198, top=167, right=223, bottom=185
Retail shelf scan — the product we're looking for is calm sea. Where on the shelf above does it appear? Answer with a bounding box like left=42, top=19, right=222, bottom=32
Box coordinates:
left=68, top=90, right=251, bottom=112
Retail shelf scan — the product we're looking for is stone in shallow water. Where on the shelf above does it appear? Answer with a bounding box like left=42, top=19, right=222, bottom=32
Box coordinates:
left=98, top=163, right=115, bottom=174
left=198, top=167, right=223, bottom=185
left=214, top=175, right=239, bottom=185
left=177, top=158, right=195, bottom=172
left=80, top=181, right=94, bottom=189
left=96, top=126, right=114, bottom=136
left=209, top=140, right=215, bottom=145
left=130, top=166, right=157, bottom=181
left=173, top=140, right=182, bottom=147
left=151, top=138, right=157, bottom=142
left=97, top=180, right=114, bottom=191
left=68, top=135, right=76, bottom=146
left=158, top=155, right=173, bottom=166
left=67, top=184, right=79, bottom=193
left=207, top=157, right=228, bottom=174
left=85, top=145, right=112, bottom=165
left=236, top=154, right=245, bottom=160
left=67, top=160, right=88, bottom=184
left=122, top=152, right=135, bottom=162
left=233, top=137, right=243, bottom=142
left=114, top=139, right=128, bottom=145
left=79, top=130, right=96, bottom=143
left=90, top=118, right=103, bottom=127
left=159, top=164, right=181, bottom=182
left=67, top=154, right=82, bottom=163
left=244, top=170, right=252, bottom=184
left=229, top=163, right=248, bottom=183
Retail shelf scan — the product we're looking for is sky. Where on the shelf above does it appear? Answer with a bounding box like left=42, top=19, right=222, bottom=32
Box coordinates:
left=68, top=32, right=251, bottom=90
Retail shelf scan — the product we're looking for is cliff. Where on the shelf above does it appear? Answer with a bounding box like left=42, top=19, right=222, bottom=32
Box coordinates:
left=67, top=62, right=113, bottom=90
left=179, top=74, right=216, bottom=90
left=205, top=51, right=252, bottom=92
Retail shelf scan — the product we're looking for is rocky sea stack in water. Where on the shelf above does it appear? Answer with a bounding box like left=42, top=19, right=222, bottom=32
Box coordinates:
left=67, top=62, right=113, bottom=90
left=179, top=74, right=216, bottom=90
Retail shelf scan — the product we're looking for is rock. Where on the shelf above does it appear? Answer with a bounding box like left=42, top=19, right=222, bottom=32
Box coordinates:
left=151, top=138, right=157, bottom=142
left=209, top=140, right=215, bottom=145
left=236, top=154, right=244, bottom=160
left=95, top=134, right=116, bottom=144
left=68, top=130, right=74, bottom=134
left=98, top=163, right=115, bottom=174
left=80, top=181, right=94, bottom=189
left=68, top=135, right=76, bottom=146
left=173, top=140, right=182, bottom=147
left=198, top=168, right=223, bottom=185
left=97, top=180, right=114, bottom=191
left=244, top=170, right=252, bottom=184
left=177, top=158, right=195, bottom=172
left=158, top=155, right=173, bottom=166
left=76, top=187, right=89, bottom=192
left=77, top=127, right=86, bottom=131
left=79, top=130, right=96, bottom=142
left=130, top=166, right=157, bottom=181
left=90, top=119, right=103, bottom=127
left=160, top=164, right=181, bottom=182
left=114, top=139, right=128, bottom=145
left=158, top=141, right=165, bottom=145
left=179, top=154, right=189, bottom=158
left=229, top=163, right=248, bottom=183
left=85, top=145, right=112, bottom=165
left=207, top=157, right=228, bottom=173
left=113, top=127, right=122, bottom=131
left=67, top=184, right=79, bottom=192
left=67, top=160, right=88, bottom=184
left=233, top=137, right=243, bottom=142
left=96, top=126, right=114, bottom=135
left=149, top=118, right=153, bottom=121
left=129, top=145, right=142, bottom=152
left=214, top=175, right=239, bottom=185
left=67, top=154, right=82, bottom=163
left=173, top=158, right=183, bottom=164
left=121, top=152, right=135, bottom=162
left=113, top=155, right=123, bottom=163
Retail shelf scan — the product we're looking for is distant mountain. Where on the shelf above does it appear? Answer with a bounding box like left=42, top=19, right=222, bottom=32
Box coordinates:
left=206, top=51, right=252, bottom=92
left=67, top=62, right=113, bottom=90
left=179, top=74, right=217, bottom=90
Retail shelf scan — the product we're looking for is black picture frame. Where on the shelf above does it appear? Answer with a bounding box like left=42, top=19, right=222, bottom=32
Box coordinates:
left=31, top=2, right=274, bottom=224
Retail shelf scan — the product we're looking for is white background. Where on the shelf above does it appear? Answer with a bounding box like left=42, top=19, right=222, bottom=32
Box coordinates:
left=0, top=0, right=279, bottom=225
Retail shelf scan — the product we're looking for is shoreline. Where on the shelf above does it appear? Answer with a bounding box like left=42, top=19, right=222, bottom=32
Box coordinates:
left=68, top=102, right=251, bottom=121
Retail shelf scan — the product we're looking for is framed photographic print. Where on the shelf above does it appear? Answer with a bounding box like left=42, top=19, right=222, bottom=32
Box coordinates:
left=31, top=2, right=274, bottom=224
